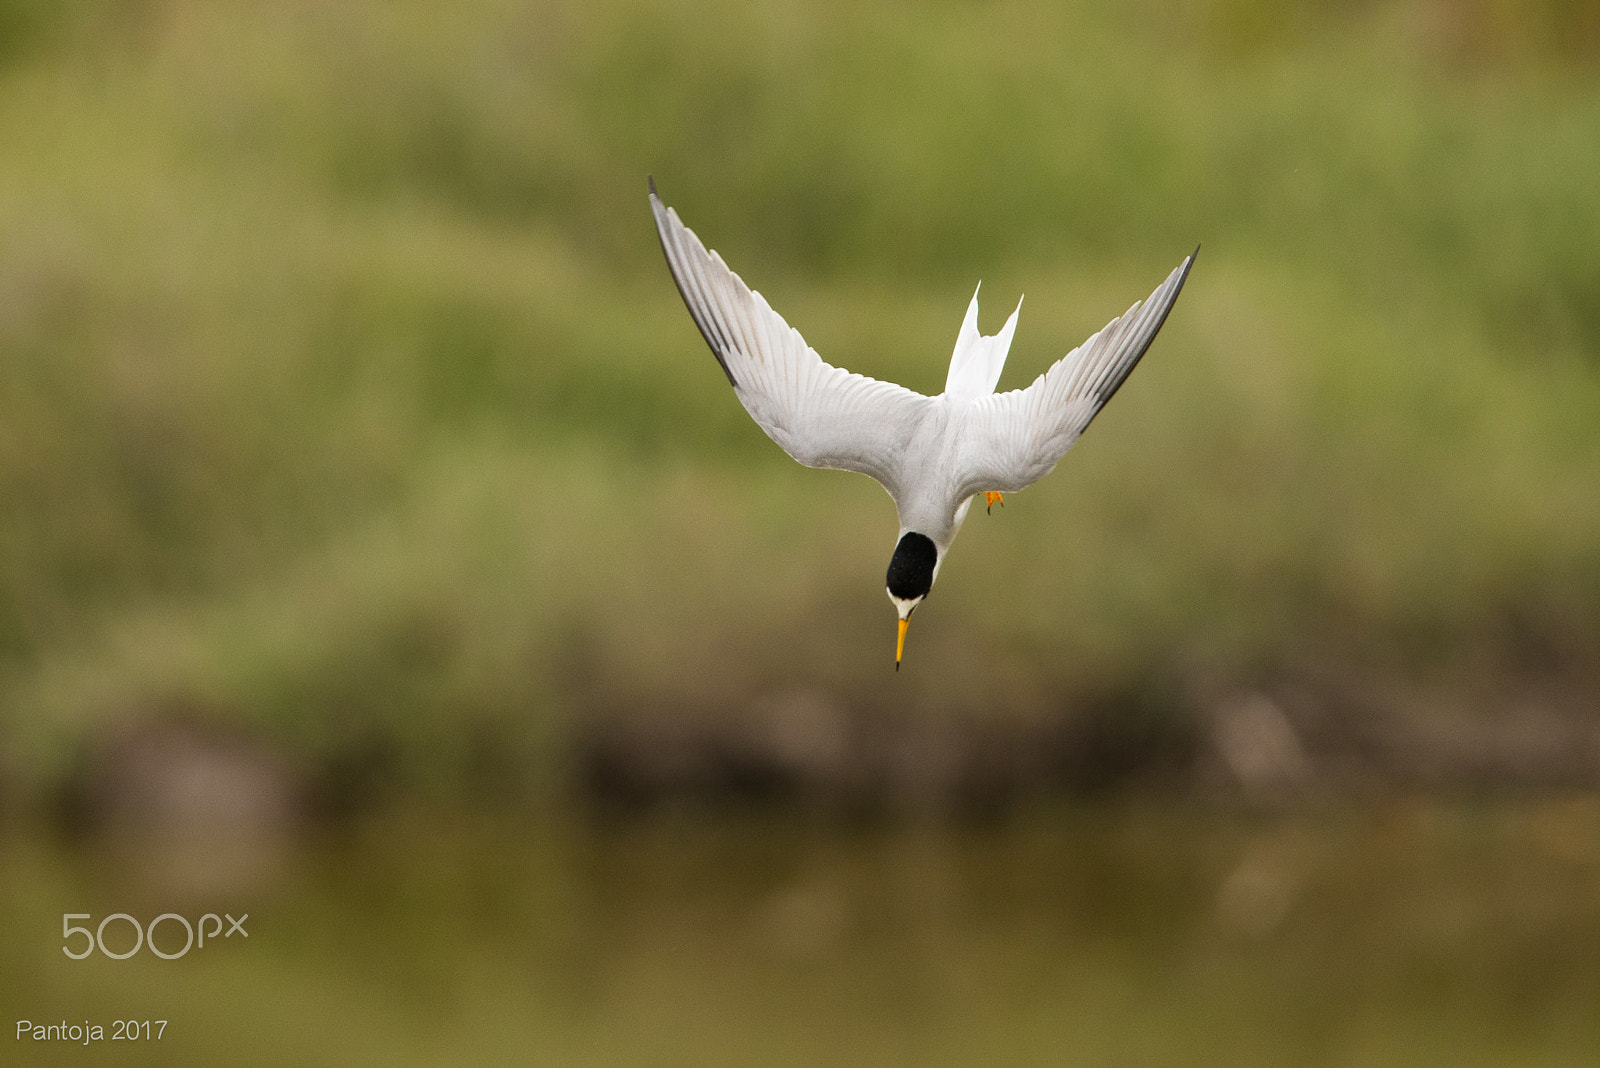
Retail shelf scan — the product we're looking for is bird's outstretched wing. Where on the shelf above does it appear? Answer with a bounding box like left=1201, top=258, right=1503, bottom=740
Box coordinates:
left=651, top=181, right=932, bottom=497
left=949, top=251, right=1196, bottom=502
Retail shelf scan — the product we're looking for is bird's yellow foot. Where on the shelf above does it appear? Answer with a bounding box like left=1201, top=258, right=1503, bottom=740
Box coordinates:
left=984, top=492, right=1004, bottom=515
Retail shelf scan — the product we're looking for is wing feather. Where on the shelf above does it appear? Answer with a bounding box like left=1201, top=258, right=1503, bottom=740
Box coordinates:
left=650, top=184, right=932, bottom=496
left=950, top=251, right=1196, bottom=501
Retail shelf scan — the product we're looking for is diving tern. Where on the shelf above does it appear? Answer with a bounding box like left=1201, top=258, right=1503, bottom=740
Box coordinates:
left=649, top=179, right=1195, bottom=668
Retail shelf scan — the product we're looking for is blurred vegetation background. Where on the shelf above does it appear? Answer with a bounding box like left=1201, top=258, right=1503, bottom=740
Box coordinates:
left=2, top=0, right=1598, bottom=804
left=3, top=1, right=1600, bottom=1064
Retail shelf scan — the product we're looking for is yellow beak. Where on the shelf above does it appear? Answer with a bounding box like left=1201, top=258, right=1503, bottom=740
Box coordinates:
left=895, top=616, right=910, bottom=670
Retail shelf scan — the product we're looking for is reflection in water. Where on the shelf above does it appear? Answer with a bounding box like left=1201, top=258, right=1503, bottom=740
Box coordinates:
left=3, top=798, right=1600, bottom=1066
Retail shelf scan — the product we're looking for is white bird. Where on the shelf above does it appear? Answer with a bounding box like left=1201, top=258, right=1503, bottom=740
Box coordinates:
left=649, top=179, right=1195, bottom=668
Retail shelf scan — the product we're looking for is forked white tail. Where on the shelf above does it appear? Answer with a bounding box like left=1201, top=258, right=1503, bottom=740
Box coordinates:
left=943, top=284, right=1022, bottom=402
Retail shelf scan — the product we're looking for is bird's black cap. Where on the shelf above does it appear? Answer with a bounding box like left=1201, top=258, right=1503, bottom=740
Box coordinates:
left=886, top=532, right=937, bottom=601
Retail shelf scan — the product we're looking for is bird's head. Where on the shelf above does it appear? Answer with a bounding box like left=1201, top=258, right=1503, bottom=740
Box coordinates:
left=886, top=531, right=939, bottom=670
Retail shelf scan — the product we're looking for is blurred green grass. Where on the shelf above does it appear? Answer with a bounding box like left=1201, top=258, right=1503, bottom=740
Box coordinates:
left=1, top=0, right=1599, bottom=798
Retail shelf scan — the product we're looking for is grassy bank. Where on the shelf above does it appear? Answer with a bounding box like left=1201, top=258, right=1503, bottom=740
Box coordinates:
left=1, top=0, right=1598, bottom=802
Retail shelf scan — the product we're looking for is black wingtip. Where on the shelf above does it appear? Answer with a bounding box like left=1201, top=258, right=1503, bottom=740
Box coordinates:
left=646, top=179, right=740, bottom=389
left=1174, top=246, right=1198, bottom=295
left=1084, top=244, right=1199, bottom=415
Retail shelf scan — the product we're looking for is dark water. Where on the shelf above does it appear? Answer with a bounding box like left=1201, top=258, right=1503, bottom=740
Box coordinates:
left=4, top=797, right=1599, bottom=1066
